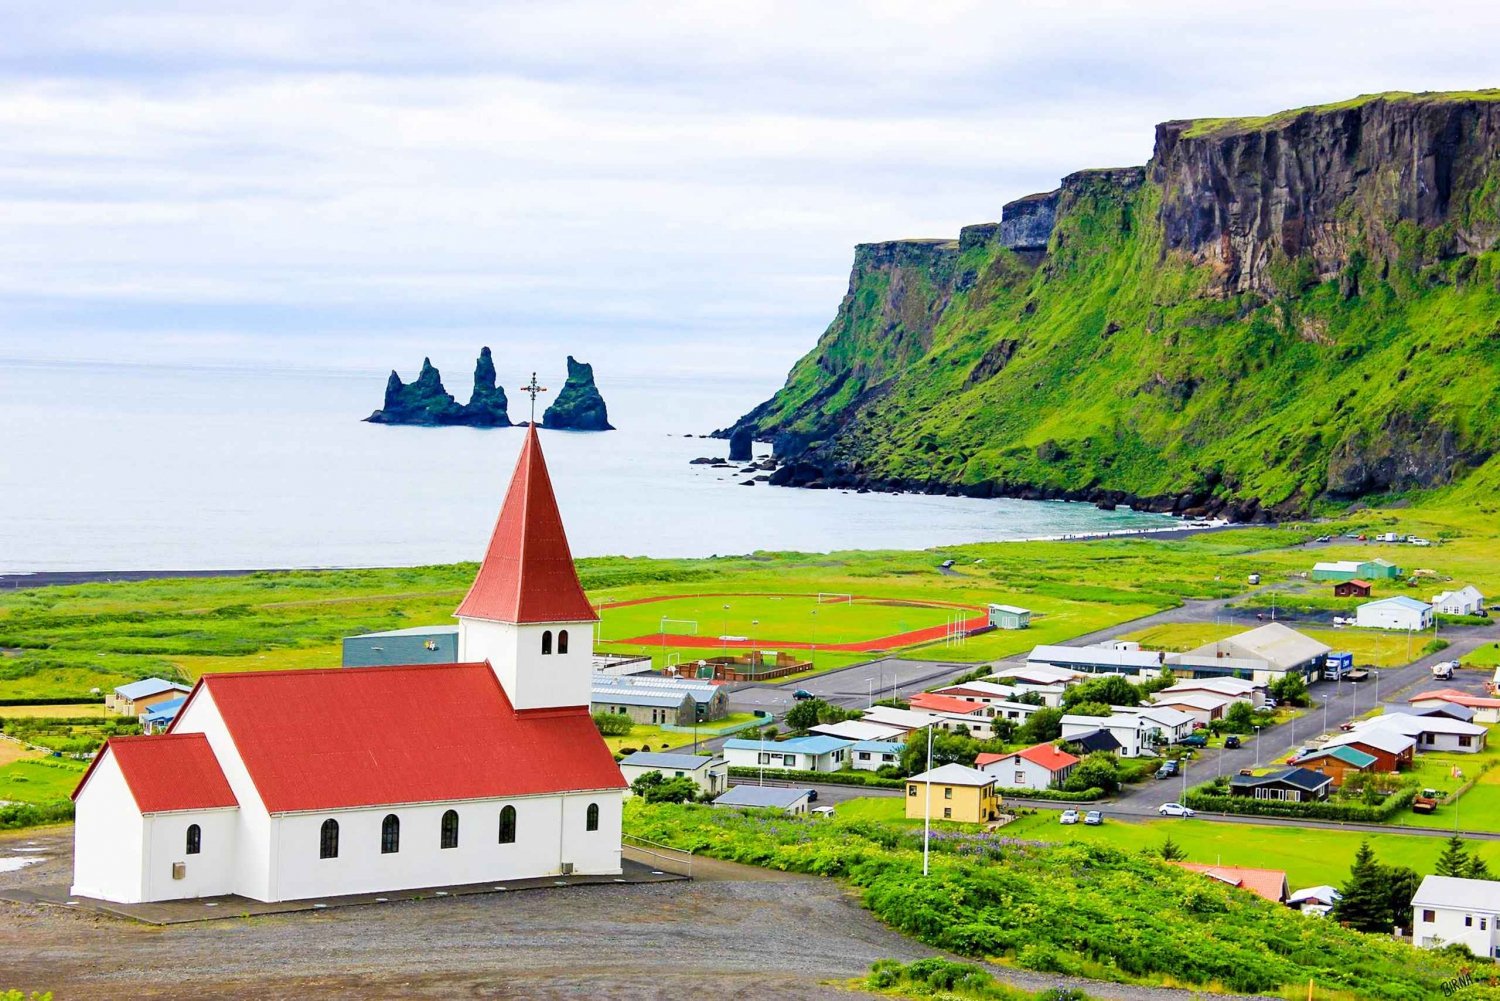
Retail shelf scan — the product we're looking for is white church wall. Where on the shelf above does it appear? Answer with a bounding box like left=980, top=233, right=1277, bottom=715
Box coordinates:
left=171, top=687, right=276, bottom=901
left=70, top=751, right=146, bottom=902
left=459, top=617, right=594, bottom=710
left=141, top=808, right=240, bottom=901
left=559, top=790, right=624, bottom=875
left=268, top=790, right=621, bottom=902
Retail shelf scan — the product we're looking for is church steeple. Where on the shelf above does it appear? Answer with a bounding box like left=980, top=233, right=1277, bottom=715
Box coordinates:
left=455, top=426, right=597, bottom=625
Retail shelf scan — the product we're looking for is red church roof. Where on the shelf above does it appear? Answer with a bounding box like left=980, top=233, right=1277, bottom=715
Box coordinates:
left=74, top=732, right=238, bottom=813
left=165, top=663, right=624, bottom=813
left=455, top=426, right=598, bottom=624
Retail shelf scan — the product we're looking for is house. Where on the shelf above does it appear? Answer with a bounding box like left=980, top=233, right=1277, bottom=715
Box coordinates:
left=1060, top=727, right=1123, bottom=755
left=140, top=696, right=186, bottom=735
left=712, top=785, right=813, bottom=815
left=810, top=719, right=909, bottom=742
left=1149, top=691, right=1230, bottom=726
left=342, top=624, right=459, bottom=668
left=1174, top=862, right=1290, bottom=904
left=905, top=693, right=1000, bottom=739
left=722, top=735, right=852, bottom=773
left=1119, top=704, right=1197, bottom=743
left=975, top=743, right=1078, bottom=791
left=1356, top=596, right=1433, bottom=631
left=591, top=674, right=729, bottom=725
left=1333, top=579, right=1373, bottom=598
left=1311, top=560, right=1363, bottom=582
left=1060, top=714, right=1156, bottom=757
left=928, top=683, right=1045, bottom=723
left=1288, top=885, right=1341, bottom=916
left=1291, top=746, right=1377, bottom=787
left=1322, top=729, right=1417, bottom=772
left=106, top=678, right=192, bottom=717
left=1157, top=677, right=1265, bottom=707
left=1410, top=689, right=1500, bottom=725
left=1183, top=623, right=1330, bottom=683
left=1354, top=711, right=1488, bottom=754
left=618, top=752, right=727, bottom=797
left=72, top=430, right=626, bottom=906
left=1433, top=586, right=1486, bottom=617
left=1412, top=875, right=1500, bottom=955
left=1228, top=767, right=1332, bottom=803
left=1407, top=702, right=1479, bottom=724
left=862, top=705, right=948, bottom=734
left=1027, top=643, right=1163, bottom=678
left=850, top=740, right=905, bottom=772
left=905, top=764, right=1001, bottom=824
left=987, top=604, right=1031, bottom=630
left=988, top=665, right=1087, bottom=706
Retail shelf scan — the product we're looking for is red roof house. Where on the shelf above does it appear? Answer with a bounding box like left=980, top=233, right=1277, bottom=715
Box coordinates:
left=1173, top=862, right=1290, bottom=904
left=975, top=742, right=1079, bottom=791
left=909, top=692, right=990, bottom=716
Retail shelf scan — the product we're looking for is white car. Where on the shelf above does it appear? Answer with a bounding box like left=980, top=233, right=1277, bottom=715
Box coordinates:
left=1059, top=809, right=1080, bottom=825
left=1159, top=803, right=1196, bottom=818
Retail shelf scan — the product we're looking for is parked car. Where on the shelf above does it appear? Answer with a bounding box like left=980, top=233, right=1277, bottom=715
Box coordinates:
left=1224, top=735, right=1241, bottom=749
left=792, top=689, right=815, bottom=701
left=1180, top=733, right=1208, bottom=748
left=940, top=559, right=955, bottom=568
left=1159, top=803, right=1196, bottom=818
left=806, top=789, right=818, bottom=803
left=1059, top=809, right=1080, bottom=825
left=1083, top=810, right=1104, bottom=826
left=1155, top=760, right=1180, bottom=780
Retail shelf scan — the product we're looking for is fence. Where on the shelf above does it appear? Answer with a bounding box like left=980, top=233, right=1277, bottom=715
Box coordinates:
left=622, top=834, right=694, bottom=878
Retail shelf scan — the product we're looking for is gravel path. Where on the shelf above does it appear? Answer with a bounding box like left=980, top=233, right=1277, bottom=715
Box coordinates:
left=1, top=827, right=1277, bottom=1000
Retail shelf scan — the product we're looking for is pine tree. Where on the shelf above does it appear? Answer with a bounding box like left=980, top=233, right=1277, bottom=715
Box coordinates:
left=1435, top=834, right=1471, bottom=877
left=1380, top=865, right=1423, bottom=934
left=1464, top=854, right=1494, bottom=881
left=1333, top=840, right=1388, bottom=933
left=1158, top=836, right=1187, bottom=861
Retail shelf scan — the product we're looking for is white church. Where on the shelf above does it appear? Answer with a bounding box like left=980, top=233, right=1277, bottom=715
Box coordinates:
left=70, top=427, right=627, bottom=904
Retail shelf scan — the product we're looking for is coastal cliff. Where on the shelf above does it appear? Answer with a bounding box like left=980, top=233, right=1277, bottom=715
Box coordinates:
left=725, top=90, right=1500, bottom=519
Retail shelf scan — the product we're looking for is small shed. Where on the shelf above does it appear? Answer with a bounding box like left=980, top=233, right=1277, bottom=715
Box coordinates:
left=988, top=604, right=1031, bottom=630
left=1333, top=579, right=1373, bottom=598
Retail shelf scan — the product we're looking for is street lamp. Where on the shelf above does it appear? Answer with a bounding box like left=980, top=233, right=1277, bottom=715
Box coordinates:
left=1254, top=724, right=1263, bottom=767
left=722, top=604, right=730, bottom=659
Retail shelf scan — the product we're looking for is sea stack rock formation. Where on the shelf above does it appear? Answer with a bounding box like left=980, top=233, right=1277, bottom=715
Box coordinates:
left=542, top=356, right=614, bottom=431
left=728, top=426, right=753, bottom=462
left=464, top=347, right=512, bottom=427
left=365, top=348, right=513, bottom=427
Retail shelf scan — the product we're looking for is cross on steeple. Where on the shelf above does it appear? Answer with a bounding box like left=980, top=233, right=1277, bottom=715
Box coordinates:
left=520, top=371, right=548, bottom=423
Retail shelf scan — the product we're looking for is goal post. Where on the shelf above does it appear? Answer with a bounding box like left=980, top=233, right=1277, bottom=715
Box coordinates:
left=816, top=592, right=854, bottom=605
left=659, top=617, right=699, bottom=635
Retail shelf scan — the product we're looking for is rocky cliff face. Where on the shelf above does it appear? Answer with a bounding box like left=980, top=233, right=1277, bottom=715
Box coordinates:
left=1153, top=94, right=1500, bottom=294
left=542, top=356, right=614, bottom=431
left=366, top=347, right=513, bottom=427
left=725, top=90, right=1500, bottom=518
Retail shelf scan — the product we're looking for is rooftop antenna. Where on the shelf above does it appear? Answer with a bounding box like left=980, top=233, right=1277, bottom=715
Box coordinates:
left=519, top=372, right=549, bottom=423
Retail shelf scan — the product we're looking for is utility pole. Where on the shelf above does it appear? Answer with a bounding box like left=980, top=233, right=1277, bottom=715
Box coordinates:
left=922, top=724, right=933, bottom=877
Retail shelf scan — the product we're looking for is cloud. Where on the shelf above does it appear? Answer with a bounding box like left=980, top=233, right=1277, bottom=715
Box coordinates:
left=1, top=1, right=1498, bottom=379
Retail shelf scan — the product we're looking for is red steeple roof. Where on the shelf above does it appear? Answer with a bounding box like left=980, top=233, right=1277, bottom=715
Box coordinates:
left=455, top=426, right=597, bottom=624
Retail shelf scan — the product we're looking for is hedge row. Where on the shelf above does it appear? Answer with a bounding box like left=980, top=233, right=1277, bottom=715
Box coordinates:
left=0, top=799, right=74, bottom=830
left=725, top=767, right=1105, bottom=801
left=1182, top=785, right=1416, bottom=822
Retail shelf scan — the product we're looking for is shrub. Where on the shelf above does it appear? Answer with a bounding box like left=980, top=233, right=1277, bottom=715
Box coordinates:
left=591, top=711, right=633, bottom=736
left=1182, top=783, right=1416, bottom=822
left=0, top=799, right=74, bottom=830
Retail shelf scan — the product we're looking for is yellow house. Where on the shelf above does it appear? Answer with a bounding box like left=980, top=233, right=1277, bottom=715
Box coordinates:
left=904, top=763, right=1001, bottom=823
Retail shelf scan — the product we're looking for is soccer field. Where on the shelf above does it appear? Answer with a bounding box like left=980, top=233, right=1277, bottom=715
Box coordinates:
left=596, top=592, right=982, bottom=650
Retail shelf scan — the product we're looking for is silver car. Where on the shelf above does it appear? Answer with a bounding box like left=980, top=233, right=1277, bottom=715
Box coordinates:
left=1083, top=810, right=1103, bottom=826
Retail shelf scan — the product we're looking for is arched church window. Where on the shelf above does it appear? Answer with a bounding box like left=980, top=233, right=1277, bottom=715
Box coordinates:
left=381, top=814, right=400, bottom=854
left=320, top=818, right=340, bottom=859
left=186, top=824, right=201, bottom=855
left=498, top=805, right=517, bottom=844
left=541, top=630, right=553, bottom=655
left=585, top=802, right=600, bottom=832
left=441, top=809, right=460, bottom=849
left=558, top=630, right=569, bottom=654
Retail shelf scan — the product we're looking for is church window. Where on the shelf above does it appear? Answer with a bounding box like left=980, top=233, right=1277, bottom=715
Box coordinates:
left=441, top=809, right=460, bottom=849
left=381, top=814, right=400, bottom=854
left=185, top=824, right=201, bottom=855
left=586, top=802, right=600, bottom=832
left=558, top=630, right=569, bottom=654
left=498, top=805, right=517, bottom=844
left=541, top=630, right=553, bottom=655
left=320, top=818, right=340, bottom=859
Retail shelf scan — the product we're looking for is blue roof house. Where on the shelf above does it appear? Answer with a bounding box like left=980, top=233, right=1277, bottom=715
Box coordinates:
left=722, top=734, right=853, bottom=773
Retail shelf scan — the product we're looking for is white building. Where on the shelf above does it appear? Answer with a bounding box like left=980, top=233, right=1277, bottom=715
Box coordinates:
left=1432, top=586, right=1486, bottom=617
left=810, top=719, right=908, bottom=742
left=1149, top=691, right=1232, bottom=726
left=71, top=428, right=626, bottom=905
left=722, top=735, right=852, bottom=772
left=1182, top=623, right=1330, bottom=683
left=850, top=740, right=905, bottom=772
left=712, top=785, right=813, bottom=815
left=618, top=751, right=728, bottom=797
left=975, top=743, right=1079, bottom=791
left=1117, top=704, right=1197, bottom=743
left=1413, top=875, right=1500, bottom=955
left=1027, top=643, right=1163, bottom=678
left=1060, top=714, right=1157, bottom=757
left=1355, top=596, right=1434, bottom=631
left=928, top=682, right=1046, bottom=723
left=1156, top=677, right=1265, bottom=708
left=1354, top=712, right=1488, bottom=754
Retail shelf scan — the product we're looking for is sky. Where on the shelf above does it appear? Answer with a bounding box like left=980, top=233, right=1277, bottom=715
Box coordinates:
left=4, top=1, right=1500, bottom=385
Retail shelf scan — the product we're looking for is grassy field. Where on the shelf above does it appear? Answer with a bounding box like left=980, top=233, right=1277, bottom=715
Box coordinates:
left=1463, top=641, right=1500, bottom=668
left=0, top=757, right=88, bottom=803
left=836, top=796, right=1497, bottom=887
left=598, top=592, right=966, bottom=647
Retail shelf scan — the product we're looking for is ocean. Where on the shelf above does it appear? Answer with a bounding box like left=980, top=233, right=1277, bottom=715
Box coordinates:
left=0, top=359, right=1173, bottom=573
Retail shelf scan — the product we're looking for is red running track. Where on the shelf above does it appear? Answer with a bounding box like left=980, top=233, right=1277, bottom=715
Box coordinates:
left=616, top=614, right=991, bottom=653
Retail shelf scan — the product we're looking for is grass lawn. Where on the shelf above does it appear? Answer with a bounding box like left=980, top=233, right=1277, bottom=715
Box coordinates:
left=836, top=796, right=1500, bottom=887
left=598, top=592, right=963, bottom=647
left=0, top=757, right=88, bottom=803
left=1462, top=641, right=1500, bottom=668
left=601, top=722, right=700, bottom=755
